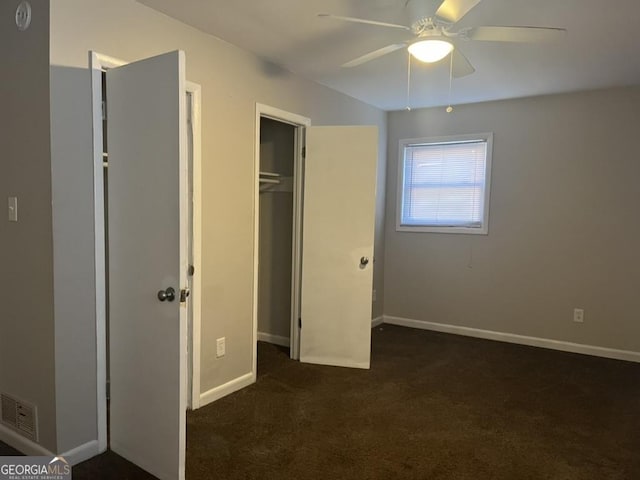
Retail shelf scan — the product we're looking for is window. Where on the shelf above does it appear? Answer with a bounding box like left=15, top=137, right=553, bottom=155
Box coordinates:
left=397, top=133, right=493, bottom=234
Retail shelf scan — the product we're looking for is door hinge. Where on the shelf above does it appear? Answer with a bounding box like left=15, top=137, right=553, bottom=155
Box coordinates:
left=188, top=265, right=195, bottom=276
left=180, top=288, right=191, bottom=303
left=301, top=146, right=306, bottom=159
left=186, top=93, right=193, bottom=125
left=298, top=317, right=302, bottom=329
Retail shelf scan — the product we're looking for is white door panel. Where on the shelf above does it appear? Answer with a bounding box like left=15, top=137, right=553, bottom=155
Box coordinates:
left=107, top=50, right=187, bottom=480
left=300, top=126, right=378, bottom=369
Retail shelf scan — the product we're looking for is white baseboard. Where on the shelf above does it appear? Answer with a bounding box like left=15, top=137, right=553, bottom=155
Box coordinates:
left=383, top=315, right=640, bottom=363
left=0, top=424, right=52, bottom=457
left=199, top=372, right=255, bottom=408
left=61, top=440, right=100, bottom=466
left=371, top=316, right=384, bottom=328
left=257, top=332, right=290, bottom=348
left=0, top=425, right=101, bottom=466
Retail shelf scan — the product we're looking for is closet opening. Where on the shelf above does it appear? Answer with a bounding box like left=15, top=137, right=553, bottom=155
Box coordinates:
left=253, top=105, right=377, bottom=373
left=255, top=108, right=308, bottom=367
left=91, top=52, right=203, bottom=453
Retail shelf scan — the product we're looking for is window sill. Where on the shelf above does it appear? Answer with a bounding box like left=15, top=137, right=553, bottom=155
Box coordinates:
left=396, top=225, right=488, bottom=235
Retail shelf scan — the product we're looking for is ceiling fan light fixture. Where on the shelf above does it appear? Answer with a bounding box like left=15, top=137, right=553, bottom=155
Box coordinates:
left=408, top=39, right=454, bottom=63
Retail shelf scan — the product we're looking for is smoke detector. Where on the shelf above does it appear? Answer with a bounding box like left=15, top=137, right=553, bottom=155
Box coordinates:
left=15, top=1, right=32, bottom=31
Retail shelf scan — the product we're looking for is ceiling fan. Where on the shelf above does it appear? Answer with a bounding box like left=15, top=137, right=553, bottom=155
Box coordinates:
left=319, top=0, right=567, bottom=78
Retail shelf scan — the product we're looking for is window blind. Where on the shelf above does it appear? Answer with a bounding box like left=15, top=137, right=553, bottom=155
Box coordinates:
left=401, top=140, right=487, bottom=228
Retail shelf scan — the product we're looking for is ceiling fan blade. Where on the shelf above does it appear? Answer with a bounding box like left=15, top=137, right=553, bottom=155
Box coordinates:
left=451, top=49, right=475, bottom=78
left=435, top=0, right=482, bottom=24
left=467, top=26, right=567, bottom=43
left=342, top=43, right=406, bottom=68
left=318, top=14, right=410, bottom=31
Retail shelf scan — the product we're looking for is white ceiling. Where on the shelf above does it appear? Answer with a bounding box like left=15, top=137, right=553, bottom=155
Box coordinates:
left=138, top=0, right=640, bottom=111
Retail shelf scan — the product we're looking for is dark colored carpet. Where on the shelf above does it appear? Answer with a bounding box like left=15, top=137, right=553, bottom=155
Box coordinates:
left=0, top=436, right=154, bottom=479
left=187, top=325, right=640, bottom=479
left=2, top=325, right=639, bottom=479
left=0, top=441, right=20, bottom=456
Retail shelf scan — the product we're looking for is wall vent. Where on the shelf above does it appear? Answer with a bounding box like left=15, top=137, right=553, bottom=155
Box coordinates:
left=0, top=393, right=38, bottom=442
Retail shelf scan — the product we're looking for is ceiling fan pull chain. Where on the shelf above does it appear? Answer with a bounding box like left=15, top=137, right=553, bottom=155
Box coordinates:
left=446, top=52, right=454, bottom=113
left=406, top=51, right=412, bottom=111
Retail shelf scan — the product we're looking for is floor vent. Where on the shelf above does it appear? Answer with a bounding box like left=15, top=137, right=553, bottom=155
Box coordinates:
left=1, top=393, right=38, bottom=442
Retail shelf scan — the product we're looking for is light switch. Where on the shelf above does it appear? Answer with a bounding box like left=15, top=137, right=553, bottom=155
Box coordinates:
left=8, top=197, right=18, bottom=222
left=216, top=337, right=225, bottom=358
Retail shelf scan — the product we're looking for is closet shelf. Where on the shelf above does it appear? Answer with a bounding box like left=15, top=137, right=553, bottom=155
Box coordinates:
left=259, top=171, right=283, bottom=185
left=260, top=178, right=280, bottom=185
left=259, top=175, right=294, bottom=193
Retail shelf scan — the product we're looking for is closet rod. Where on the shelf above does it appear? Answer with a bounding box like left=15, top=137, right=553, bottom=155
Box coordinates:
left=259, top=178, right=280, bottom=185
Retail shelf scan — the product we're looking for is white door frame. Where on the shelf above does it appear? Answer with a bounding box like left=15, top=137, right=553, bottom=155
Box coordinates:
left=253, top=104, right=310, bottom=372
left=90, top=51, right=203, bottom=453
left=186, top=85, right=203, bottom=410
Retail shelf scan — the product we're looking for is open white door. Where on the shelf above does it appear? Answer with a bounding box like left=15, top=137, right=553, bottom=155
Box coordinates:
left=107, top=51, right=187, bottom=480
left=300, top=126, right=378, bottom=369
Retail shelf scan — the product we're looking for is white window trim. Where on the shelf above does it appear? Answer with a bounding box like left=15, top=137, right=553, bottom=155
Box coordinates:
left=396, top=132, right=493, bottom=235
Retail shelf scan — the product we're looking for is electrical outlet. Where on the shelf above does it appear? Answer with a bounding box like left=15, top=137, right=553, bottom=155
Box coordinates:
left=372, top=289, right=377, bottom=302
left=216, top=337, right=225, bottom=358
left=573, top=308, right=584, bottom=323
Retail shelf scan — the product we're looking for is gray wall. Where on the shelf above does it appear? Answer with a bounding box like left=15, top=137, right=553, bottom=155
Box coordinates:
left=258, top=119, right=295, bottom=340
left=372, top=123, right=387, bottom=319
left=0, top=0, right=57, bottom=452
left=385, top=86, right=640, bottom=352
left=50, top=0, right=386, bottom=406
left=51, top=66, right=98, bottom=453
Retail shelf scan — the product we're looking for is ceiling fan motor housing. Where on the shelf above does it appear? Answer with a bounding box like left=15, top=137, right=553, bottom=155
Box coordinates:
left=407, top=0, right=445, bottom=33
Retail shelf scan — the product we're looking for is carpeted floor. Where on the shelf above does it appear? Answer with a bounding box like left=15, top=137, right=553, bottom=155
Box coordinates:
left=2, top=325, right=640, bottom=479
left=187, top=325, right=640, bottom=480
left=0, top=441, right=20, bottom=456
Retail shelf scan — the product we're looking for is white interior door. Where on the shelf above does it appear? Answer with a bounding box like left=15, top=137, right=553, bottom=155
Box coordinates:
left=107, top=50, right=187, bottom=480
left=300, top=126, right=378, bottom=369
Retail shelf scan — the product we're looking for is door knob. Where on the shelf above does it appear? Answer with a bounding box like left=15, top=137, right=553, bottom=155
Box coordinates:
left=360, top=257, right=369, bottom=267
left=157, top=287, right=176, bottom=302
